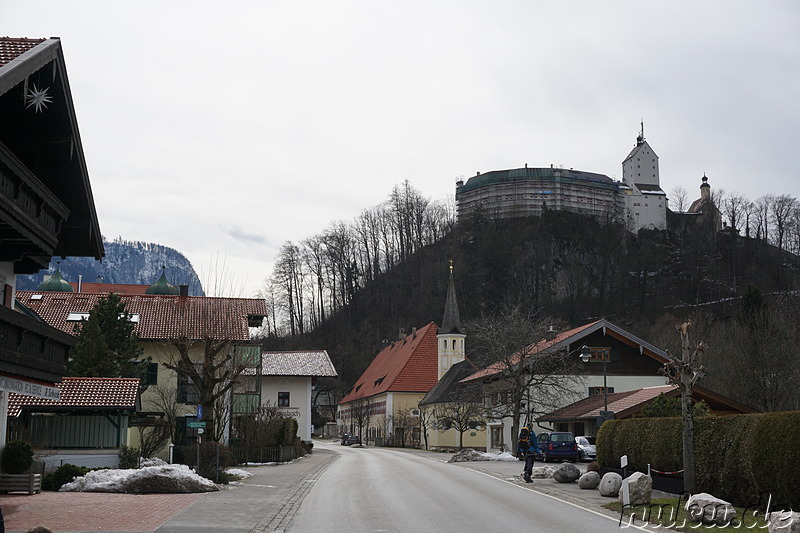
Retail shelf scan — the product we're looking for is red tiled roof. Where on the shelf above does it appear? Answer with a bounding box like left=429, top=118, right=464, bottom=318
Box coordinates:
left=16, top=291, right=267, bottom=341
left=7, top=377, right=140, bottom=417
left=0, top=37, right=46, bottom=67
left=340, top=323, right=439, bottom=404
left=462, top=320, right=602, bottom=383
left=536, top=385, right=676, bottom=421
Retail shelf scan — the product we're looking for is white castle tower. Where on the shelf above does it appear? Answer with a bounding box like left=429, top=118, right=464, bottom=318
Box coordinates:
left=621, top=122, right=667, bottom=231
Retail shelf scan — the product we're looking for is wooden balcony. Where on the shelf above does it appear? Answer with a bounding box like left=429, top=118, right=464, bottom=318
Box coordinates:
left=0, top=303, right=74, bottom=382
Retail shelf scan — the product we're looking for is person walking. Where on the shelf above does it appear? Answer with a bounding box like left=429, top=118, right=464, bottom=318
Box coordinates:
left=517, top=426, right=540, bottom=483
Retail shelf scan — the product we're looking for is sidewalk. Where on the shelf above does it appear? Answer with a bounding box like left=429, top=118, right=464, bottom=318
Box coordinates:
left=0, top=449, right=336, bottom=533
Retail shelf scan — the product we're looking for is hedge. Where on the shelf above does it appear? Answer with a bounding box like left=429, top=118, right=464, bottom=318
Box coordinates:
left=596, top=411, right=800, bottom=509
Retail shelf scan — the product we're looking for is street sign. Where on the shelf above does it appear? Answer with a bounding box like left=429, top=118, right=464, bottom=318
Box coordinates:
left=188, top=421, right=206, bottom=428
left=197, top=428, right=204, bottom=435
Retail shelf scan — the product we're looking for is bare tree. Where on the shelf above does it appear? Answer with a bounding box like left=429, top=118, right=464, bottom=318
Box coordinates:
left=722, top=192, right=750, bottom=233
left=137, top=381, right=181, bottom=458
left=349, top=398, right=372, bottom=443
left=467, top=307, right=582, bottom=452
left=670, top=186, right=689, bottom=213
left=659, top=321, right=705, bottom=494
left=769, top=194, right=797, bottom=252
left=418, top=403, right=438, bottom=450
left=439, top=389, right=485, bottom=449
left=754, top=195, right=774, bottom=242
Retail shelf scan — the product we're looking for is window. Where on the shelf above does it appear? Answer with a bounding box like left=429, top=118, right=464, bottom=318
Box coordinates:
left=177, top=371, right=200, bottom=404
left=278, top=392, right=290, bottom=407
left=143, top=362, right=158, bottom=386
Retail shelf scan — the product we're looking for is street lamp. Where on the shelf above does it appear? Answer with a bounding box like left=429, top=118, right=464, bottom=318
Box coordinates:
left=579, top=345, right=613, bottom=424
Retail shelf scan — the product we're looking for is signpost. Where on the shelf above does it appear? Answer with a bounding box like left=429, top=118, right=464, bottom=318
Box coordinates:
left=188, top=421, right=206, bottom=428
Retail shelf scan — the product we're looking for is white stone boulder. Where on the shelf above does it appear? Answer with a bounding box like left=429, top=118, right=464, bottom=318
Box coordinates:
left=768, top=510, right=800, bottom=533
left=578, top=471, right=601, bottom=489
left=598, top=472, right=622, bottom=497
left=552, top=462, right=581, bottom=483
left=685, top=493, right=737, bottom=526
left=530, top=466, right=555, bottom=479
left=618, top=472, right=652, bottom=505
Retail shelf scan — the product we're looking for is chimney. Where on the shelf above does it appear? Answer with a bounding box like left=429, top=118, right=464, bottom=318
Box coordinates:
left=546, top=325, right=557, bottom=340
left=77, top=274, right=83, bottom=293
left=179, top=284, right=189, bottom=297
left=411, top=327, right=417, bottom=339
left=380, top=339, right=390, bottom=350
left=398, top=328, right=406, bottom=341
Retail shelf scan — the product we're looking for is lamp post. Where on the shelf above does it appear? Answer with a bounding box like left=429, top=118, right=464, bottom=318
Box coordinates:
left=579, top=345, right=612, bottom=423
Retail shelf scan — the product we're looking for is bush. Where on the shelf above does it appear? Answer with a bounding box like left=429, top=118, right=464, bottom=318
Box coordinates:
left=586, top=460, right=600, bottom=473
left=596, top=411, right=800, bottom=509
left=118, top=446, right=141, bottom=469
left=1, top=441, right=34, bottom=474
left=42, top=464, right=91, bottom=491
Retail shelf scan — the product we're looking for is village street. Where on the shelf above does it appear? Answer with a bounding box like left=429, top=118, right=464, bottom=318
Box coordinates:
left=287, top=441, right=647, bottom=533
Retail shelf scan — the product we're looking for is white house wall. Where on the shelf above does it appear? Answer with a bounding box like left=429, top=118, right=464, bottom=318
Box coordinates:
left=261, top=376, right=313, bottom=442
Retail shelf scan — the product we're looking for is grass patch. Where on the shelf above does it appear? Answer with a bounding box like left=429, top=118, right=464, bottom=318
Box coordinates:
left=603, top=498, right=770, bottom=531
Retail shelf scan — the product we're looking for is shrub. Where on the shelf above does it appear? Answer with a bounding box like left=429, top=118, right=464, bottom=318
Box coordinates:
left=42, top=464, right=90, bottom=491
left=1, top=440, right=34, bottom=474
left=118, top=445, right=141, bottom=469
left=586, top=460, right=600, bottom=473
left=597, top=411, right=800, bottom=509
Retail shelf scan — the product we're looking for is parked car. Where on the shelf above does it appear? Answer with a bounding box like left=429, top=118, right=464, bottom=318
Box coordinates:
left=536, top=431, right=578, bottom=462
left=575, top=435, right=596, bottom=461
left=341, top=434, right=361, bottom=446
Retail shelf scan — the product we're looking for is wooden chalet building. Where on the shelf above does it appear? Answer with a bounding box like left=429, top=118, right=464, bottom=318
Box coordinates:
left=0, top=37, right=104, bottom=451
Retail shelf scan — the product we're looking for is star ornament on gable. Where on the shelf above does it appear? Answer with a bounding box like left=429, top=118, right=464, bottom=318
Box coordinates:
left=26, top=84, right=54, bottom=113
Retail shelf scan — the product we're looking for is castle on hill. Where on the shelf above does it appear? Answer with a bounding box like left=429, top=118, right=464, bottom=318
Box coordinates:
left=455, top=125, right=718, bottom=233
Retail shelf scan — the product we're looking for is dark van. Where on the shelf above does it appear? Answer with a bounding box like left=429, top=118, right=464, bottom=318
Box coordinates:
left=536, top=431, right=578, bottom=462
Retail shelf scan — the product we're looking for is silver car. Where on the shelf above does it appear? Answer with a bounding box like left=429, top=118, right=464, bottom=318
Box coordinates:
left=575, top=436, right=596, bottom=461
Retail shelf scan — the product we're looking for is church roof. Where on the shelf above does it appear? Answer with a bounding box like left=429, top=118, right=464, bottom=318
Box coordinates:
left=145, top=271, right=179, bottom=295
left=37, top=271, right=73, bottom=292
left=439, top=271, right=463, bottom=335
left=340, top=322, right=439, bottom=404
left=419, top=359, right=480, bottom=406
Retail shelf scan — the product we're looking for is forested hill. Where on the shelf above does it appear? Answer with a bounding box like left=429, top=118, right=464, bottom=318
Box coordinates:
left=263, top=210, right=800, bottom=397
left=17, top=238, right=204, bottom=295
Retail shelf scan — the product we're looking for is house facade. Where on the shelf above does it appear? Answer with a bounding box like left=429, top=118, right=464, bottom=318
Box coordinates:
left=234, top=350, right=337, bottom=444
left=462, top=319, right=670, bottom=452
left=15, top=285, right=266, bottom=457
left=0, top=37, right=104, bottom=452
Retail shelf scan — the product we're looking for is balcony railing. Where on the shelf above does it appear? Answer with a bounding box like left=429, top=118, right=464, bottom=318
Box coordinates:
left=0, top=304, right=74, bottom=382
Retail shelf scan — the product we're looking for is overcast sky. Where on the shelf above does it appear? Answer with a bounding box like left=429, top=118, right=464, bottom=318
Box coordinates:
left=5, top=1, right=799, bottom=296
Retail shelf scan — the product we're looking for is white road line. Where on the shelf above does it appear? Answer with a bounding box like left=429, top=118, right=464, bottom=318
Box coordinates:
left=466, top=467, right=659, bottom=532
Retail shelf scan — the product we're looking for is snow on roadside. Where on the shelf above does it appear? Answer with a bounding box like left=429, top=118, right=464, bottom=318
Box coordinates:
left=61, top=464, right=220, bottom=493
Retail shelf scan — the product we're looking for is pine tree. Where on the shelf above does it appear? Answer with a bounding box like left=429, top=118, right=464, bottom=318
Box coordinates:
left=68, top=294, right=146, bottom=378
left=67, top=319, right=119, bottom=377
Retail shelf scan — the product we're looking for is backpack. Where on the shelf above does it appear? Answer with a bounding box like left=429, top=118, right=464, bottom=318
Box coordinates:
left=518, top=427, right=531, bottom=452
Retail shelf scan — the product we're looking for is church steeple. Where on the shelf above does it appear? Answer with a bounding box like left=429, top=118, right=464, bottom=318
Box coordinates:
left=437, top=260, right=466, bottom=380
left=440, top=259, right=463, bottom=335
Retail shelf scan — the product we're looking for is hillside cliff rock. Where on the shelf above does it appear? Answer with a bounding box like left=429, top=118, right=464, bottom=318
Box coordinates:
left=17, top=238, right=204, bottom=295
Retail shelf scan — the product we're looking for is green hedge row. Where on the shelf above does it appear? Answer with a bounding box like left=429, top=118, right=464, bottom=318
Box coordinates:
left=596, top=411, right=800, bottom=509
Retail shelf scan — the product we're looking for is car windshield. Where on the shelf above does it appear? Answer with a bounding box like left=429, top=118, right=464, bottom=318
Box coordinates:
left=577, top=437, right=589, bottom=445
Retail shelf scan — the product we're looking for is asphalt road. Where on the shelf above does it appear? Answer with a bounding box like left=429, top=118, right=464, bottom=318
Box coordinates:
left=288, top=441, right=637, bottom=533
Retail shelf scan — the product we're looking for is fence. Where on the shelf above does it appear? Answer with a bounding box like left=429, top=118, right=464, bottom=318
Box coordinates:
left=229, top=444, right=295, bottom=464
